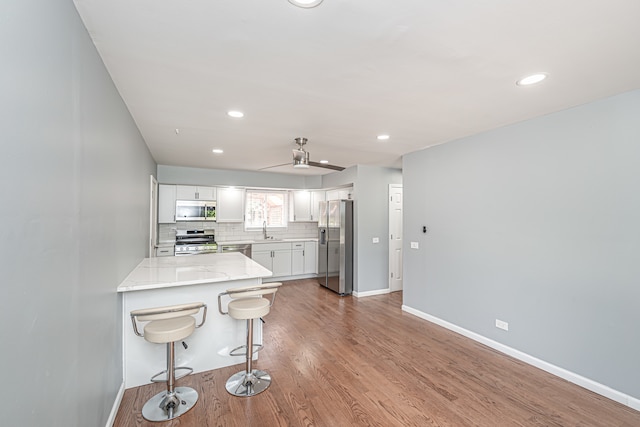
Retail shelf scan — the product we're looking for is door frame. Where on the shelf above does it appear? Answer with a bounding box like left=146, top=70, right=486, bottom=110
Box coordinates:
left=388, top=184, right=403, bottom=292
left=149, top=175, right=158, bottom=257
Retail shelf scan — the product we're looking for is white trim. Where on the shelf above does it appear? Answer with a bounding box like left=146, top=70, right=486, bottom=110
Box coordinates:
left=353, top=288, right=390, bottom=298
left=105, top=381, right=125, bottom=427
left=402, top=304, right=640, bottom=411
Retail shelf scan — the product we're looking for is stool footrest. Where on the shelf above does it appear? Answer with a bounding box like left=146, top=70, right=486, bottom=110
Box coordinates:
left=150, top=366, right=194, bottom=383
left=229, top=343, right=263, bottom=357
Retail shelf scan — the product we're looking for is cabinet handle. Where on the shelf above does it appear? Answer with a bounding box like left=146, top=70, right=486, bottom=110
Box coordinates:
left=195, top=192, right=199, bottom=199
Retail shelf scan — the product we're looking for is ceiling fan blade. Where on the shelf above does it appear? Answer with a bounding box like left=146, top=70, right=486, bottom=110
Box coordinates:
left=308, top=161, right=344, bottom=171
left=258, top=162, right=290, bottom=171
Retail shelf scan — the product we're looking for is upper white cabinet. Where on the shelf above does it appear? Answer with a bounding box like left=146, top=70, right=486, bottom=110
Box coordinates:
left=310, top=190, right=325, bottom=222
left=217, top=187, right=245, bottom=222
left=291, top=191, right=312, bottom=222
left=291, top=190, right=325, bottom=222
left=326, top=187, right=353, bottom=201
left=176, top=185, right=216, bottom=200
left=158, top=184, right=177, bottom=223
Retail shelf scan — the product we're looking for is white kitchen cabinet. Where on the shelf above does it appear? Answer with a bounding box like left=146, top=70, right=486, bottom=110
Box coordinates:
left=310, top=191, right=325, bottom=222
left=291, top=190, right=312, bottom=222
left=291, top=190, right=325, bottom=222
left=272, top=249, right=292, bottom=277
left=326, top=187, right=353, bottom=201
left=176, top=185, right=216, bottom=200
left=291, top=242, right=305, bottom=275
left=304, top=241, right=317, bottom=274
left=158, top=184, right=177, bottom=223
left=251, top=242, right=292, bottom=278
left=155, top=246, right=174, bottom=257
left=251, top=250, right=273, bottom=271
left=217, top=187, right=245, bottom=222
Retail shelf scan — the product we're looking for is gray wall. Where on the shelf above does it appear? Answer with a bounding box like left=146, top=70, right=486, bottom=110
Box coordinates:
left=403, top=90, right=640, bottom=399
left=1, top=1, right=157, bottom=426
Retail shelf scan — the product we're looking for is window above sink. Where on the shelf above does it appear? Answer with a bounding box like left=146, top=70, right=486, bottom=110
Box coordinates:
left=245, top=190, right=289, bottom=230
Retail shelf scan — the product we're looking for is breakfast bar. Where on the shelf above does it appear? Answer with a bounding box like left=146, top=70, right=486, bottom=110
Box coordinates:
left=118, top=252, right=273, bottom=388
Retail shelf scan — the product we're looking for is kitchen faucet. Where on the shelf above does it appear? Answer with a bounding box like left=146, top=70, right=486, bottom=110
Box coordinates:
left=263, top=221, right=268, bottom=240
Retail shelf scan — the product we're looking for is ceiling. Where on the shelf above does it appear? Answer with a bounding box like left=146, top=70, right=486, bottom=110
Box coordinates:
left=73, top=0, right=640, bottom=176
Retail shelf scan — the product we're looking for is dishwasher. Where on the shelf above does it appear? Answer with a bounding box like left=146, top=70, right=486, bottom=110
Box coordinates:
left=219, top=243, right=252, bottom=258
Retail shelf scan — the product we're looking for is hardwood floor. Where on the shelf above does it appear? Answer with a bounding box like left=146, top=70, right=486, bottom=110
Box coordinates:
left=115, top=279, right=640, bottom=426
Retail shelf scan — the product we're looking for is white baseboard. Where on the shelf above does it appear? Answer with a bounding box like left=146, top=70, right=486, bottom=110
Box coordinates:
left=106, top=381, right=125, bottom=427
left=353, top=288, right=390, bottom=298
left=402, top=304, right=640, bottom=411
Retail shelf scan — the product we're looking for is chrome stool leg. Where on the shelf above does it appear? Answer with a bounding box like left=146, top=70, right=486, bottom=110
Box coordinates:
left=225, top=318, right=271, bottom=397
left=142, top=342, right=199, bottom=421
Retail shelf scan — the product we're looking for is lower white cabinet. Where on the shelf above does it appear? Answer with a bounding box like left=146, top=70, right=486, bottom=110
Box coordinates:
left=291, top=241, right=318, bottom=275
left=291, top=243, right=305, bottom=275
left=155, top=246, right=174, bottom=257
left=251, top=242, right=292, bottom=278
left=252, top=241, right=317, bottom=278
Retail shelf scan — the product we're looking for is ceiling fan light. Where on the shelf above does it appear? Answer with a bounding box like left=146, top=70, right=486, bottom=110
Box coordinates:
left=288, top=0, right=323, bottom=8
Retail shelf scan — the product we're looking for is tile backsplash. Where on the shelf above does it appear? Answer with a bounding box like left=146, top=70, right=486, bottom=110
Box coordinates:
left=158, top=221, right=318, bottom=243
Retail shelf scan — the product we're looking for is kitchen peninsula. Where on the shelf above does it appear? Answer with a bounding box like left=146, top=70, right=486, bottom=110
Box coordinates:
left=118, top=252, right=272, bottom=388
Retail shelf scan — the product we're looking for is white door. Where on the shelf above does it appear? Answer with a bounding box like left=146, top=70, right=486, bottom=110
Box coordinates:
left=389, top=184, right=403, bottom=292
left=149, top=175, right=158, bottom=257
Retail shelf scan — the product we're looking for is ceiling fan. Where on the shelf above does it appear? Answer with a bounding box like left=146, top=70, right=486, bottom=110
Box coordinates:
left=261, top=137, right=345, bottom=172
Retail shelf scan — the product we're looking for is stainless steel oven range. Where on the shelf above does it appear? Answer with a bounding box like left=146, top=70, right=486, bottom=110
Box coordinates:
left=174, top=229, right=217, bottom=256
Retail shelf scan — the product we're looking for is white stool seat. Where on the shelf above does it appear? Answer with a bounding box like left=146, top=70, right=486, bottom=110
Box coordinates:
left=144, top=316, right=196, bottom=344
left=228, top=297, right=271, bottom=320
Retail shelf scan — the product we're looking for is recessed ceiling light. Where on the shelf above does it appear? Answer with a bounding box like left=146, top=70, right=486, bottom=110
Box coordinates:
left=212, top=149, right=224, bottom=154
left=319, top=160, right=329, bottom=164
left=516, top=73, right=548, bottom=86
left=377, top=134, right=390, bottom=140
left=227, top=110, right=244, bottom=118
left=288, top=0, right=323, bottom=8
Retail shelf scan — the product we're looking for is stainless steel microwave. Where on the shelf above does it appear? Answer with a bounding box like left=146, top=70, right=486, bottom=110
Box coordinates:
left=175, top=200, right=216, bottom=221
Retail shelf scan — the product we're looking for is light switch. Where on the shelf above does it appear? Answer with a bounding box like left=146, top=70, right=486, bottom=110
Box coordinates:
left=372, top=237, right=379, bottom=243
left=410, top=242, right=419, bottom=249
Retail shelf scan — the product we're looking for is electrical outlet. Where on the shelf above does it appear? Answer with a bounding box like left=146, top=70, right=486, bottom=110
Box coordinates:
left=495, top=319, right=509, bottom=331
left=372, top=237, right=379, bottom=243
left=410, top=242, right=419, bottom=249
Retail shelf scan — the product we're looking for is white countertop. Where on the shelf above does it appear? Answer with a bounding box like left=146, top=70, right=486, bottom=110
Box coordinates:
left=117, top=252, right=273, bottom=293
left=218, top=238, right=318, bottom=245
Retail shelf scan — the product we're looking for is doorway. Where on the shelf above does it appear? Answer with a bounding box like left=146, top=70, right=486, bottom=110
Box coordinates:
left=388, top=184, right=403, bottom=292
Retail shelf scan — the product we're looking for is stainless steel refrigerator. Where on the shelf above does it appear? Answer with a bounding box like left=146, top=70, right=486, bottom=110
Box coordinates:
left=318, top=199, right=353, bottom=295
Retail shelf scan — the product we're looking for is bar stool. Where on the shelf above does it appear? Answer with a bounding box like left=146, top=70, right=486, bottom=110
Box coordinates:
left=218, top=283, right=281, bottom=397
left=130, top=302, right=207, bottom=422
